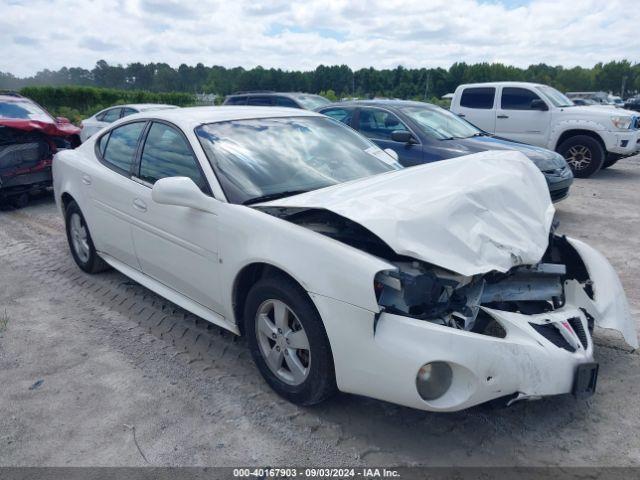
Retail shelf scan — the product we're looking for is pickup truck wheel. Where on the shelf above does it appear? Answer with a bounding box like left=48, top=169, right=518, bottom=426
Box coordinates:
left=64, top=200, right=109, bottom=274
left=558, top=135, right=604, bottom=178
left=244, top=274, right=337, bottom=406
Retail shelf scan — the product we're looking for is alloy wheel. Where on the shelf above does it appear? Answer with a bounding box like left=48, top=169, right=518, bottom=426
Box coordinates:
left=70, top=212, right=90, bottom=263
left=255, top=299, right=311, bottom=385
left=565, top=145, right=592, bottom=171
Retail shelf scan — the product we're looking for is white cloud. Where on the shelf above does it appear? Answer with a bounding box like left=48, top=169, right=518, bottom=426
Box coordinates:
left=0, top=0, right=638, bottom=76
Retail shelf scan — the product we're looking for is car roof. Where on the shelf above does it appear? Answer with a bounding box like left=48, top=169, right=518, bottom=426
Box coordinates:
left=457, top=81, right=547, bottom=89
left=318, top=99, right=439, bottom=110
left=226, top=92, right=320, bottom=98
left=0, top=94, right=34, bottom=103
left=103, top=103, right=177, bottom=110
left=113, top=106, right=321, bottom=130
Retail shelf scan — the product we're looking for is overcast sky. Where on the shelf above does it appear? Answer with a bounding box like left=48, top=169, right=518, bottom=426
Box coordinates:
left=1, top=0, right=638, bottom=77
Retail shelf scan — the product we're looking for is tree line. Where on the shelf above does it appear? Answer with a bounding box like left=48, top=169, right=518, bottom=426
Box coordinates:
left=2, top=59, right=639, bottom=100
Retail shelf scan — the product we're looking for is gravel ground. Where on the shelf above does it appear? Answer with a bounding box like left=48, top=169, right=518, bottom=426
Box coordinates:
left=0, top=156, right=639, bottom=467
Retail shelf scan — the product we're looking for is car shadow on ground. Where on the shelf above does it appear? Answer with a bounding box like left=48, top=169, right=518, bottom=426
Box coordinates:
left=0, top=189, right=54, bottom=211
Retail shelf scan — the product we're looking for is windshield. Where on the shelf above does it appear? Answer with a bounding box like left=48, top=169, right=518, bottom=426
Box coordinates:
left=296, top=95, right=331, bottom=110
left=196, top=116, right=401, bottom=204
left=400, top=105, right=480, bottom=139
left=536, top=86, right=574, bottom=107
left=0, top=99, right=51, bottom=121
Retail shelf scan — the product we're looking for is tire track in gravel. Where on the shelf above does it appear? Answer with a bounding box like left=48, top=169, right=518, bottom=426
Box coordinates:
left=0, top=210, right=360, bottom=465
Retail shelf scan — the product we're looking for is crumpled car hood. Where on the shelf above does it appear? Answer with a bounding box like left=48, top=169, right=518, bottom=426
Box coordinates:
left=261, top=151, right=555, bottom=276
left=0, top=118, right=81, bottom=137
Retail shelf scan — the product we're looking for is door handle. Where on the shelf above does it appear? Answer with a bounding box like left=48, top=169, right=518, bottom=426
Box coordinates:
left=81, top=174, right=92, bottom=185
left=497, top=115, right=509, bottom=119
left=458, top=113, right=466, bottom=118
left=133, top=198, right=147, bottom=212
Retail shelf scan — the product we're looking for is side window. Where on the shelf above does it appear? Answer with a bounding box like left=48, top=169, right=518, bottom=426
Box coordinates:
left=100, top=108, right=123, bottom=123
left=358, top=108, right=409, bottom=141
left=139, top=122, right=208, bottom=192
left=460, top=88, right=496, bottom=109
left=321, top=108, right=353, bottom=126
left=97, top=132, right=110, bottom=157
left=275, top=96, right=299, bottom=108
left=102, top=122, right=146, bottom=173
left=225, top=96, right=247, bottom=105
left=121, top=107, right=137, bottom=118
left=247, top=96, right=274, bottom=106
left=501, top=88, right=544, bottom=110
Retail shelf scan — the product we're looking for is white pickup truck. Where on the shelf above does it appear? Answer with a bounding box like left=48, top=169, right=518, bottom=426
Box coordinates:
left=451, top=82, right=640, bottom=177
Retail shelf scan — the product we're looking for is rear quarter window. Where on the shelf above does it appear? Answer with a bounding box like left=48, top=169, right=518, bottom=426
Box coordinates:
left=321, top=107, right=353, bottom=125
left=460, top=88, right=496, bottom=109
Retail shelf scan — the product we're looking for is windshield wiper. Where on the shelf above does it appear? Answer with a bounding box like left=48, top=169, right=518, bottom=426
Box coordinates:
left=243, top=190, right=310, bottom=205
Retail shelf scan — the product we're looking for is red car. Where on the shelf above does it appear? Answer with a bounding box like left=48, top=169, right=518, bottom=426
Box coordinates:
left=0, top=92, right=80, bottom=208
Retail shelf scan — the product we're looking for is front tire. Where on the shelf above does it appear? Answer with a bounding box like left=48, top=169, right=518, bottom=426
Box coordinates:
left=64, top=200, right=109, bottom=273
left=244, top=273, right=337, bottom=406
left=558, top=135, right=604, bottom=178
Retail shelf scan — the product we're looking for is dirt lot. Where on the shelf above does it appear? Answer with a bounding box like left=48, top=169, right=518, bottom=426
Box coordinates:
left=1, top=156, right=639, bottom=467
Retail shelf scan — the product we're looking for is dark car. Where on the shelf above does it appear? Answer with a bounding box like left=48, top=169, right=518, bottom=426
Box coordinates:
left=223, top=91, right=331, bottom=110
left=0, top=92, right=80, bottom=208
left=624, top=96, right=640, bottom=113
left=572, top=98, right=598, bottom=106
left=317, top=100, right=573, bottom=202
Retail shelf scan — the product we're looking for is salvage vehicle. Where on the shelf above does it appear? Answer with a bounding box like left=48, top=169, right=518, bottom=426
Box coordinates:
left=79, top=104, right=178, bottom=142
left=223, top=91, right=331, bottom=110
left=451, top=82, right=640, bottom=177
left=53, top=107, right=637, bottom=412
left=1, top=92, right=80, bottom=208
left=317, top=100, right=573, bottom=202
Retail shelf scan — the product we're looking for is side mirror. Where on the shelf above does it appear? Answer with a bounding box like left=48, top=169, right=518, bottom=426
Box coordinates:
left=384, top=148, right=399, bottom=161
left=55, top=116, right=71, bottom=124
left=390, top=130, right=417, bottom=144
left=152, top=177, right=216, bottom=214
left=530, top=99, right=548, bottom=111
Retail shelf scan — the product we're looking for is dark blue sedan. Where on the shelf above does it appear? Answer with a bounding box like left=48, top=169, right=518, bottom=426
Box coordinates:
left=317, top=100, right=573, bottom=202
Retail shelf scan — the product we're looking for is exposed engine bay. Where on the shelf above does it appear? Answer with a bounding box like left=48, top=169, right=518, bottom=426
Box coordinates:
left=257, top=206, right=596, bottom=339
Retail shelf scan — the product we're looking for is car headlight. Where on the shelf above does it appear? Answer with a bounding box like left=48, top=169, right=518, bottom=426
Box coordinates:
left=611, top=115, right=632, bottom=129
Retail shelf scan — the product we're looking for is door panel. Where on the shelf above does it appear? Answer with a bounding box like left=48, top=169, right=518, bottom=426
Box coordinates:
left=129, top=184, right=222, bottom=313
left=128, top=122, right=222, bottom=313
left=495, top=87, right=550, bottom=146
left=87, top=121, right=147, bottom=268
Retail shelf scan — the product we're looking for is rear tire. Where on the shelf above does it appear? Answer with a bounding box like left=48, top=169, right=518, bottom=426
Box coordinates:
left=244, top=273, right=337, bottom=406
left=64, top=200, right=109, bottom=273
left=558, top=135, right=604, bottom=178
left=12, top=193, right=29, bottom=209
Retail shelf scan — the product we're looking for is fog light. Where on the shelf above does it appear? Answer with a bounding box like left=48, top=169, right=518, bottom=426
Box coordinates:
left=416, top=362, right=453, bottom=401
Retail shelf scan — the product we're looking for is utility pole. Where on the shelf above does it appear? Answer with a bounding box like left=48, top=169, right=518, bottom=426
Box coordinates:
left=424, top=72, right=430, bottom=101
left=621, top=76, right=627, bottom=99
left=352, top=71, right=355, bottom=98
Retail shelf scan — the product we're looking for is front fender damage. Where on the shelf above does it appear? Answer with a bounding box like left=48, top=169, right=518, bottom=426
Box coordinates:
left=565, top=236, right=637, bottom=349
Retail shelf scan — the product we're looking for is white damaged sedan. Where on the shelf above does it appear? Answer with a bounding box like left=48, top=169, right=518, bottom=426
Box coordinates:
left=53, top=107, right=637, bottom=412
